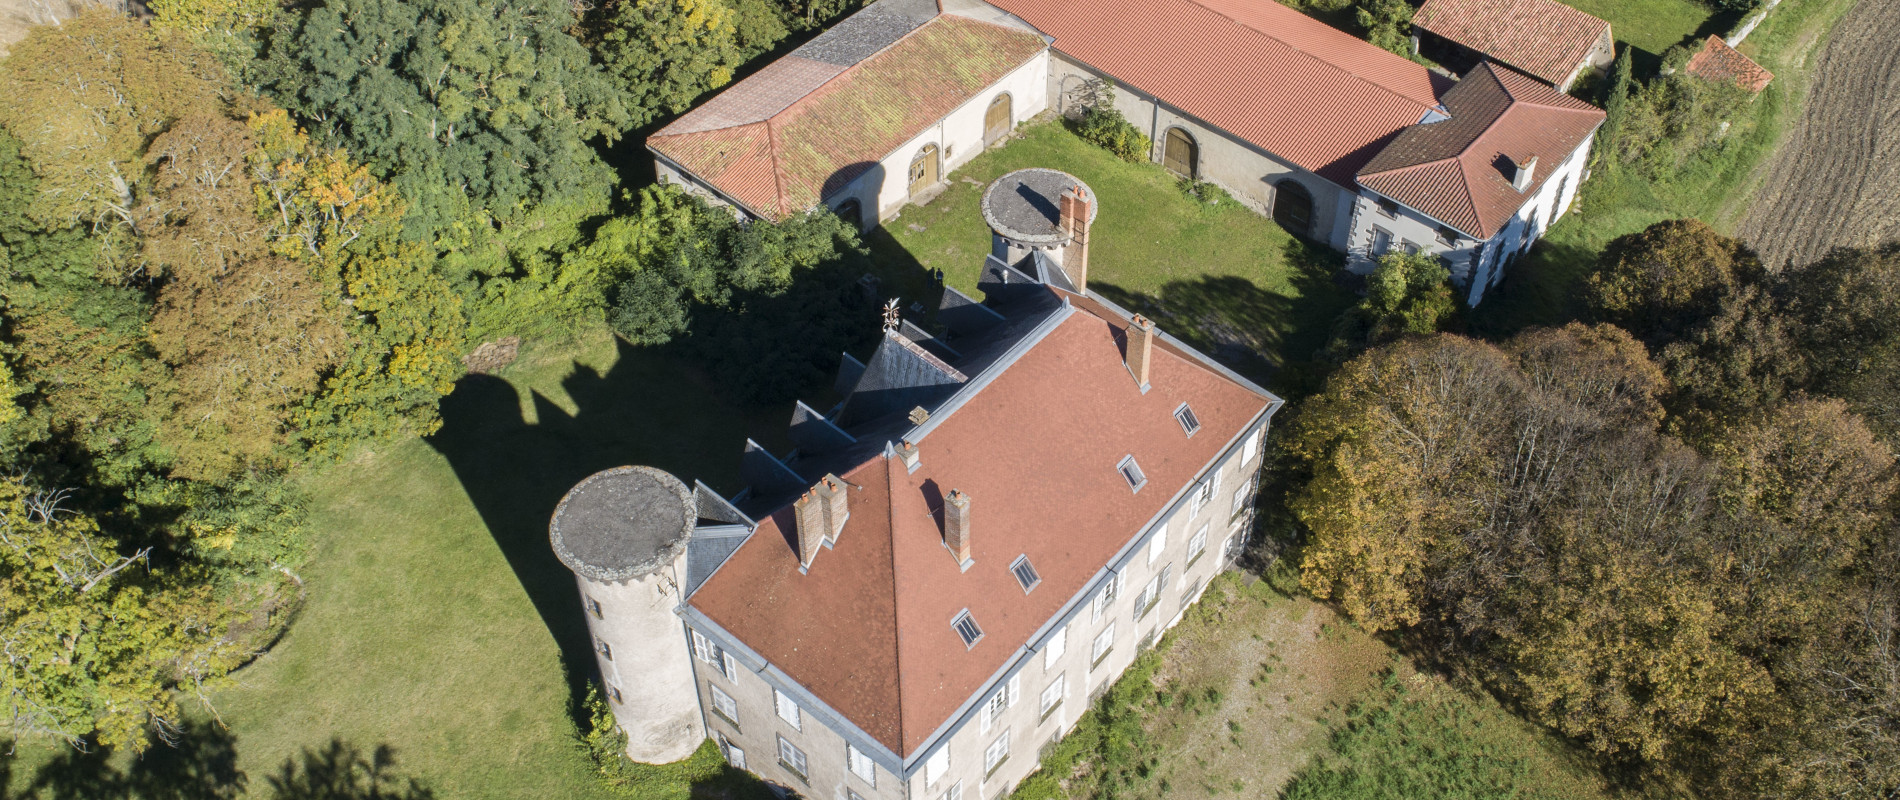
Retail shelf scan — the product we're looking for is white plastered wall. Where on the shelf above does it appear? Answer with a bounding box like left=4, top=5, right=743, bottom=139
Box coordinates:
left=581, top=559, right=703, bottom=764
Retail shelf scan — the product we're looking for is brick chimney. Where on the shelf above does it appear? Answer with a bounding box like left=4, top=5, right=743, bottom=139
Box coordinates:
left=1127, top=314, right=1155, bottom=391
left=897, top=440, right=921, bottom=472
left=944, top=489, right=973, bottom=570
left=1512, top=155, right=1539, bottom=193
left=1058, top=187, right=1092, bottom=291
left=794, top=474, right=850, bottom=569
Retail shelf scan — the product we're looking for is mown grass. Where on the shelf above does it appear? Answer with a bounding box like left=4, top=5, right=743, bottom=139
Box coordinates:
left=5, top=329, right=793, bottom=799
left=1563, top=0, right=1726, bottom=56
left=871, top=119, right=1357, bottom=388
left=1469, top=0, right=1859, bottom=336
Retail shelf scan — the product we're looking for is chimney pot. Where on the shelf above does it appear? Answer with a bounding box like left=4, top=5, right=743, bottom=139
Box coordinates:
left=898, top=440, right=922, bottom=472
left=1127, top=314, right=1155, bottom=392
left=944, top=489, right=973, bottom=569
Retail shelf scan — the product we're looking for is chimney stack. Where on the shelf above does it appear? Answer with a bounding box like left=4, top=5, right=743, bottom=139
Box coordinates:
left=1127, top=314, right=1155, bottom=392
left=1512, top=156, right=1538, bottom=193
left=944, top=489, right=973, bottom=570
left=794, top=474, right=850, bottom=570
left=1058, top=187, right=1092, bottom=291
left=897, top=440, right=922, bottom=472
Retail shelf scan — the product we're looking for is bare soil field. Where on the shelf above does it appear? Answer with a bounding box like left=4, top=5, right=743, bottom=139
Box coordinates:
left=1739, top=0, right=1900, bottom=268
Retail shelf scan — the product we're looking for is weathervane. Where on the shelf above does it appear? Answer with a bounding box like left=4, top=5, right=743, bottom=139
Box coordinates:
left=882, top=298, right=901, bottom=332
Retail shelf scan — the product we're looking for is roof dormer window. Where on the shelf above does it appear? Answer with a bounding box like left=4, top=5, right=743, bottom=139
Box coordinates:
left=952, top=610, right=985, bottom=648
left=1174, top=403, right=1201, bottom=437
left=1117, top=456, right=1147, bottom=492
left=1010, top=555, right=1041, bottom=593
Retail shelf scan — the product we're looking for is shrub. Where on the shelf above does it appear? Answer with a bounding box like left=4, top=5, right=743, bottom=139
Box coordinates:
left=1069, top=81, right=1151, bottom=163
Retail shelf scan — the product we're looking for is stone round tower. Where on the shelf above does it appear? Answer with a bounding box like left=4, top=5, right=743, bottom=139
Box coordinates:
left=550, top=465, right=701, bottom=764
left=982, top=168, right=1098, bottom=288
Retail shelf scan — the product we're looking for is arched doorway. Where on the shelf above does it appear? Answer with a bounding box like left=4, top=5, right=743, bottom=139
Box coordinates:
left=1162, top=128, right=1197, bottom=177
left=833, top=198, right=862, bottom=230
left=1272, top=179, right=1313, bottom=236
left=908, top=144, right=940, bottom=197
left=984, top=94, right=1012, bottom=144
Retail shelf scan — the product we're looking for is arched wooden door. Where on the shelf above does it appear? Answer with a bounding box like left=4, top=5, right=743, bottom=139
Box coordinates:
left=1162, top=128, right=1197, bottom=177
left=984, top=94, right=1012, bottom=144
left=1273, top=179, right=1313, bottom=236
left=908, top=144, right=940, bottom=197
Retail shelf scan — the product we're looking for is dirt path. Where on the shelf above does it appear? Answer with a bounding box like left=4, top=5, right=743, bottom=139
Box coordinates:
left=1738, top=0, right=1900, bottom=268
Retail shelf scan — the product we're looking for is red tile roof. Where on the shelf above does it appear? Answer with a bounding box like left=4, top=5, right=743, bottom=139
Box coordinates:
left=1685, top=35, right=1774, bottom=93
left=687, top=291, right=1274, bottom=756
left=1357, top=62, right=1603, bottom=238
left=986, top=0, right=1453, bottom=187
left=648, top=15, right=1046, bottom=219
left=1413, top=0, right=1610, bottom=86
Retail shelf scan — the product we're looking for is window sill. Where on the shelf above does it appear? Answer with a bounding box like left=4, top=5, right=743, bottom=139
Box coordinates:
left=1184, top=551, right=1205, bottom=572
left=1040, top=701, right=1062, bottom=723
left=711, top=709, right=740, bottom=733
left=1134, top=599, right=1159, bottom=622
left=985, top=755, right=1010, bottom=780
left=777, top=761, right=809, bottom=786
left=1090, top=648, right=1113, bottom=671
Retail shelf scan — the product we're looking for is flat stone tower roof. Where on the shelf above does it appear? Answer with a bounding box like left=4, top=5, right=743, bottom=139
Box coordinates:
left=982, top=168, right=1097, bottom=246
left=551, top=466, right=695, bottom=583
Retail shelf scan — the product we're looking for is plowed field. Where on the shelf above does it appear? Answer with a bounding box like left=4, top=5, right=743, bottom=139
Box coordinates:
left=1739, top=0, right=1900, bottom=268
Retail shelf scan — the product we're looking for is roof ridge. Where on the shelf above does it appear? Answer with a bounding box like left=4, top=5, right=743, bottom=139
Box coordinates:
left=881, top=454, right=908, bottom=752
left=1359, top=153, right=1459, bottom=178
left=1193, top=0, right=1436, bottom=113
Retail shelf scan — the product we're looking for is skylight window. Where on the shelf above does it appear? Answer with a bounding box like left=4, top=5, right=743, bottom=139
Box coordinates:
left=952, top=610, right=984, bottom=648
left=1117, top=456, right=1147, bottom=492
left=1174, top=403, right=1201, bottom=437
left=1011, top=556, right=1041, bottom=593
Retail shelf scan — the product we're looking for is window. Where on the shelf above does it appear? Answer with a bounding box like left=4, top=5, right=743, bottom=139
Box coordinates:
left=1185, top=523, right=1209, bottom=568
left=1181, top=577, right=1206, bottom=607
left=595, top=636, right=613, bottom=661
left=774, top=688, right=801, bottom=730
left=718, top=733, right=746, bottom=769
left=1376, top=197, right=1400, bottom=217
left=1401, top=240, right=1421, bottom=255
left=691, top=630, right=738, bottom=681
left=1242, top=428, right=1261, bottom=465
left=584, top=595, right=603, bottom=619
left=850, top=791, right=868, bottom=800
left=607, top=683, right=624, bottom=704
left=1190, top=473, right=1219, bottom=516
left=981, top=685, right=1007, bottom=733
left=1090, top=574, right=1122, bottom=622
left=1146, top=526, right=1167, bottom=565
left=1010, top=555, right=1041, bottom=593
left=1224, top=530, right=1245, bottom=561
left=777, top=735, right=808, bottom=783
left=953, top=610, right=985, bottom=648
left=1231, top=484, right=1253, bottom=518
left=1437, top=225, right=1461, bottom=245
left=1043, top=624, right=1067, bottom=669
left=984, top=729, right=1011, bottom=776
left=1091, top=624, right=1116, bottom=669
left=1371, top=226, right=1394, bottom=256
left=1117, top=455, right=1147, bottom=492
left=1040, top=673, right=1066, bottom=720
left=1174, top=403, right=1200, bottom=436
left=938, top=781, right=962, bottom=800
left=1134, top=574, right=1161, bottom=620
left=925, top=748, right=950, bottom=787
left=710, top=684, right=740, bottom=729
left=847, top=743, right=877, bottom=786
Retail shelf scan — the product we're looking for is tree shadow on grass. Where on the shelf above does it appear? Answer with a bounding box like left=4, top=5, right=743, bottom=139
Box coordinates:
left=1091, top=237, right=1355, bottom=401
left=263, top=740, right=435, bottom=800
left=9, top=723, right=432, bottom=800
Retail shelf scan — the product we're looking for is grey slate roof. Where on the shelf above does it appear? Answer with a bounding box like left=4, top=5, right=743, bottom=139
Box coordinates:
left=791, top=0, right=936, bottom=66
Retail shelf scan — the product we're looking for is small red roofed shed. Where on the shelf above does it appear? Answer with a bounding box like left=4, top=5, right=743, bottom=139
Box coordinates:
left=1686, top=35, right=1774, bottom=93
left=1412, top=0, right=1615, bottom=88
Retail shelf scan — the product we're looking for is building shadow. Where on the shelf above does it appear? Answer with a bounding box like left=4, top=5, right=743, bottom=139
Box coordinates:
left=425, top=339, right=794, bottom=714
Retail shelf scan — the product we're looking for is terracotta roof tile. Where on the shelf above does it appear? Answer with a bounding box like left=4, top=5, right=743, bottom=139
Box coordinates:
left=1686, top=35, right=1773, bottom=93
left=649, top=14, right=1047, bottom=219
left=1358, top=63, right=1603, bottom=237
left=688, top=291, right=1274, bottom=756
left=1413, top=0, right=1610, bottom=85
left=987, top=0, right=1453, bottom=187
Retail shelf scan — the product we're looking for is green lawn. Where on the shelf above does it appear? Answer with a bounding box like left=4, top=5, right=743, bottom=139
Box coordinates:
left=1469, top=0, right=1857, bottom=336
left=1564, top=0, right=1727, bottom=58
left=873, top=119, right=1356, bottom=390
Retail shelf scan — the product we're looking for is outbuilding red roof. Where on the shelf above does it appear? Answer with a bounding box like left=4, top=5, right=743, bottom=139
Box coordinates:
left=1358, top=62, right=1604, bottom=238
left=648, top=13, right=1046, bottom=219
left=1685, top=35, right=1774, bottom=93
left=986, top=0, right=1453, bottom=187
left=687, top=291, right=1274, bottom=756
left=1413, top=0, right=1611, bottom=86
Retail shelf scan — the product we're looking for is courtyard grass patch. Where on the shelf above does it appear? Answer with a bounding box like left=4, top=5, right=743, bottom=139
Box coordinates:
left=5, top=328, right=792, bottom=799
left=1563, top=0, right=1727, bottom=58
left=871, top=119, right=1356, bottom=390
left=1469, top=0, right=1858, bottom=336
